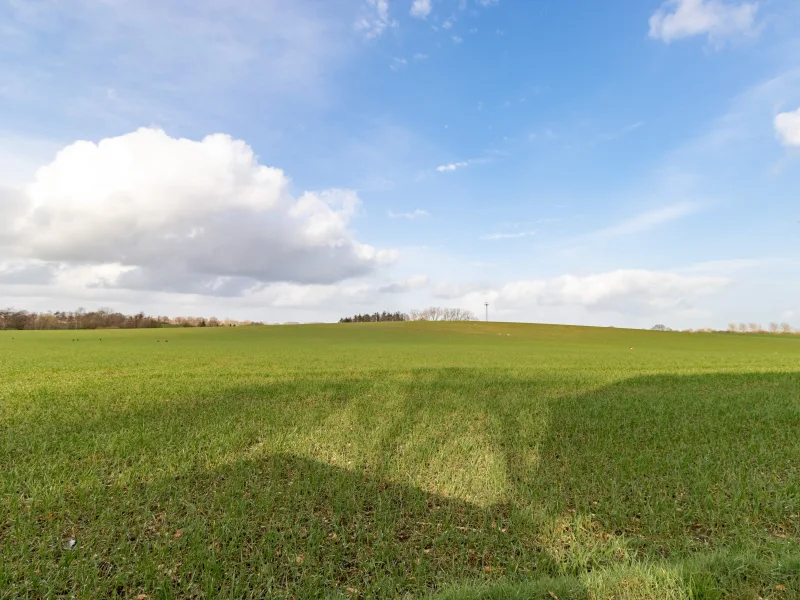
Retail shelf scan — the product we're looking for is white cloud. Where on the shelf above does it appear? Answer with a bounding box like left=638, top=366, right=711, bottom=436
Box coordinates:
left=390, top=57, right=408, bottom=71
left=436, top=161, right=468, bottom=172
left=774, top=108, right=800, bottom=146
left=410, top=0, right=432, bottom=19
left=452, top=35, right=463, bottom=44
left=413, top=52, right=429, bottom=60
left=480, top=230, right=537, bottom=240
left=442, top=19, right=454, bottom=30
left=429, top=157, right=489, bottom=177
left=649, top=0, right=757, bottom=43
left=458, top=270, right=730, bottom=315
left=388, top=209, right=430, bottom=219
left=2, top=128, right=396, bottom=295
left=356, top=0, right=396, bottom=39
left=378, top=275, right=430, bottom=293
left=478, top=0, right=499, bottom=6
left=594, top=203, right=699, bottom=238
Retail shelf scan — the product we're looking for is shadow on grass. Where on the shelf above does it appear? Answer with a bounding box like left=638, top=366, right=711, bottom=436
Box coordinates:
left=3, top=371, right=800, bottom=599
left=455, top=371, right=800, bottom=600
left=4, top=452, right=554, bottom=599
left=508, top=371, right=800, bottom=554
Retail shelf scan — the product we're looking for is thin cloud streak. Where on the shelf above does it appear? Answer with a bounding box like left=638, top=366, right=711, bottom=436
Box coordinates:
left=594, top=203, right=699, bottom=238
left=481, top=230, right=537, bottom=240
left=434, top=157, right=490, bottom=173
left=388, top=209, right=430, bottom=219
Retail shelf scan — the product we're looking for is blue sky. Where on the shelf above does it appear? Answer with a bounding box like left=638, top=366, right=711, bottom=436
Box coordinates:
left=1, top=0, right=799, bottom=328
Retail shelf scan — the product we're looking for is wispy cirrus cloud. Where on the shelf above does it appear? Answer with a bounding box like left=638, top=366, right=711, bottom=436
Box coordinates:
left=435, top=156, right=490, bottom=173
left=600, top=121, right=646, bottom=142
left=480, top=230, right=537, bottom=240
left=388, top=209, right=430, bottom=219
left=390, top=57, right=408, bottom=71
left=594, top=203, right=700, bottom=238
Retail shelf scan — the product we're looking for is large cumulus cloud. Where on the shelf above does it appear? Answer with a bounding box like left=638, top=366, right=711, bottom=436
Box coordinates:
left=3, top=128, right=395, bottom=294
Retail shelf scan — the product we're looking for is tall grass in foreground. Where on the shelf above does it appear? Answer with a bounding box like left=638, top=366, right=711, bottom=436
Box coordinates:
left=1, top=322, right=798, bottom=598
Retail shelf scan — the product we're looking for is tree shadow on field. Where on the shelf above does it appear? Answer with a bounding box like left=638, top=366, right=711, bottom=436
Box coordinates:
left=3, top=452, right=571, bottom=599
left=510, top=371, right=800, bottom=551
left=479, top=370, right=800, bottom=599
left=3, top=371, right=800, bottom=599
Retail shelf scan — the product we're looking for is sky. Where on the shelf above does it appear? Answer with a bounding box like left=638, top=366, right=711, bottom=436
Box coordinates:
left=1, top=0, right=799, bottom=329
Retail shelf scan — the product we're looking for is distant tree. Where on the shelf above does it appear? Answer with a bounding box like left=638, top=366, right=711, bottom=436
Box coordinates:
left=651, top=324, right=671, bottom=331
left=769, top=322, right=779, bottom=333
left=727, top=323, right=737, bottom=333
left=748, top=323, right=762, bottom=333
left=339, top=311, right=408, bottom=323
left=0, top=307, right=231, bottom=330
left=8, top=310, right=30, bottom=330
left=780, top=322, right=793, bottom=334
left=75, top=307, right=86, bottom=329
left=409, top=307, right=476, bottom=321
left=738, top=323, right=748, bottom=333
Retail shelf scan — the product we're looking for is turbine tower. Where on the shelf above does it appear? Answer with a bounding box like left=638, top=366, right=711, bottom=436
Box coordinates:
left=485, top=302, right=489, bottom=322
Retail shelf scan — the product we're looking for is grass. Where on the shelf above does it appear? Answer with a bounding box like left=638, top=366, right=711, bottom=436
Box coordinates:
left=1, top=321, right=798, bottom=599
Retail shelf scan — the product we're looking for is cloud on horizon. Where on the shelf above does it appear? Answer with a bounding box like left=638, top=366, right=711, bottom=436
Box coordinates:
left=454, top=269, right=731, bottom=315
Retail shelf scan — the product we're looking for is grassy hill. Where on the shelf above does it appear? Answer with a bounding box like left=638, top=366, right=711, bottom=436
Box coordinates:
left=1, top=323, right=798, bottom=598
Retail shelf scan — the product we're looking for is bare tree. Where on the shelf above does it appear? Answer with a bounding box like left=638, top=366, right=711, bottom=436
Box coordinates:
left=75, top=307, right=86, bottom=330
left=409, top=307, right=476, bottom=321
left=769, top=322, right=779, bottom=333
left=748, top=323, right=762, bottom=333
left=738, top=323, right=748, bottom=333
left=781, top=322, right=793, bottom=334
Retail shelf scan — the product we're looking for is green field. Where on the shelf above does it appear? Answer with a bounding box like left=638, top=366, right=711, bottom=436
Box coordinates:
left=1, top=322, right=799, bottom=599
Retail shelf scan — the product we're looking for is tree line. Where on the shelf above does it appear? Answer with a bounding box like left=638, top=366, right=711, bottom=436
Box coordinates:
left=409, top=307, right=476, bottom=322
left=0, top=308, right=263, bottom=330
left=339, top=311, right=409, bottom=323
left=727, top=322, right=795, bottom=334
left=339, top=307, right=477, bottom=323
